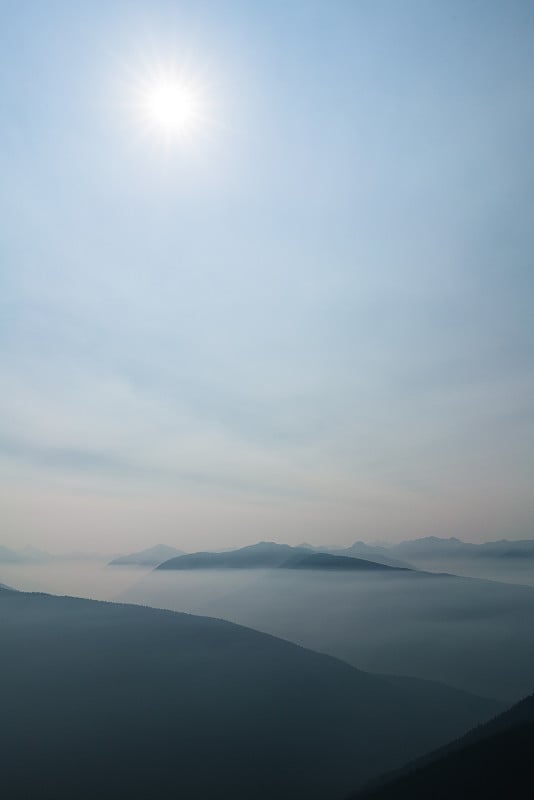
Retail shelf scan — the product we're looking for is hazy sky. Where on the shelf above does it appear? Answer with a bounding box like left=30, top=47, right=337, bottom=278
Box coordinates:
left=1, top=0, right=533, bottom=552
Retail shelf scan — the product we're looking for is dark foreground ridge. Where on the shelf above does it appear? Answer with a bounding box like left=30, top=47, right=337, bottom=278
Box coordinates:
left=0, top=585, right=498, bottom=800
left=350, top=693, right=534, bottom=799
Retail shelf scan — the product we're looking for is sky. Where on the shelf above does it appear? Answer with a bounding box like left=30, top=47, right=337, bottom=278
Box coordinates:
left=1, top=0, right=533, bottom=553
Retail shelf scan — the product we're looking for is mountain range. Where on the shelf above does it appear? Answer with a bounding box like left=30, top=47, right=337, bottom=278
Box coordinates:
left=390, top=536, right=534, bottom=560
left=384, top=537, right=534, bottom=585
left=298, top=536, right=534, bottom=585
left=156, top=541, right=410, bottom=572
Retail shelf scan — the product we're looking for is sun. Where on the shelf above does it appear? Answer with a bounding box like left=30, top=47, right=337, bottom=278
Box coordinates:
left=135, top=73, right=205, bottom=140
left=124, top=58, right=217, bottom=148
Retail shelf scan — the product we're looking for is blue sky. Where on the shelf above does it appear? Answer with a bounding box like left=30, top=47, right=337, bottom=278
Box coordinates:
left=1, top=0, right=533, bottom=551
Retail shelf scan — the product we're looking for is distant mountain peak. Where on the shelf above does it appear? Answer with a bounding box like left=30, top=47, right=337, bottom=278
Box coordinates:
left=156, top=541, right=308, bottom=571
left=109, top=544, right=185, bottom=567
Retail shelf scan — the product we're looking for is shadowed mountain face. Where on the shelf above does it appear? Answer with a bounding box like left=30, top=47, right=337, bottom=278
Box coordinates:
left=108, top=544, right=184, bottom=566
left=0, top=586, right=499, bottom=800
left=351, top=693, right=534, bottom=799
left=353, top=725, right=534, bottom=800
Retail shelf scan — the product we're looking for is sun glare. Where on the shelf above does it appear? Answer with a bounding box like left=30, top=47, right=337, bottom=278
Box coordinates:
left=124, top=57, right=220, bottom=152
left=143, top=80, right=200, bottom=135
left=130, top=67, right=208, bottom=142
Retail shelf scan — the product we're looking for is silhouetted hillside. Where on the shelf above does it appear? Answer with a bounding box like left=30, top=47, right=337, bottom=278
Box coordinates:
left=157, top=540, right=310, bottom=569
left=352, top=724, right=533, bottom=799
left=351, top=693, right=534, bottom=799
left=156, top=542, right=408, bottom=572
left=0, top=587, right=499, bottom=800
left=279, top=552, right=409, bottom=571
left=109, top=543, right=184, bottom=566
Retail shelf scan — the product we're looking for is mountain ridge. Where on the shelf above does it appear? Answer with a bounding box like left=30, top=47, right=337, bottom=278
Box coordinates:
left=156, top=541, right=412, bottom=572
left=0, top=587, right=500, bottom=800
left=350, top=693, right=534, bottom=799
left=109, top=543, right=185, bottom=566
